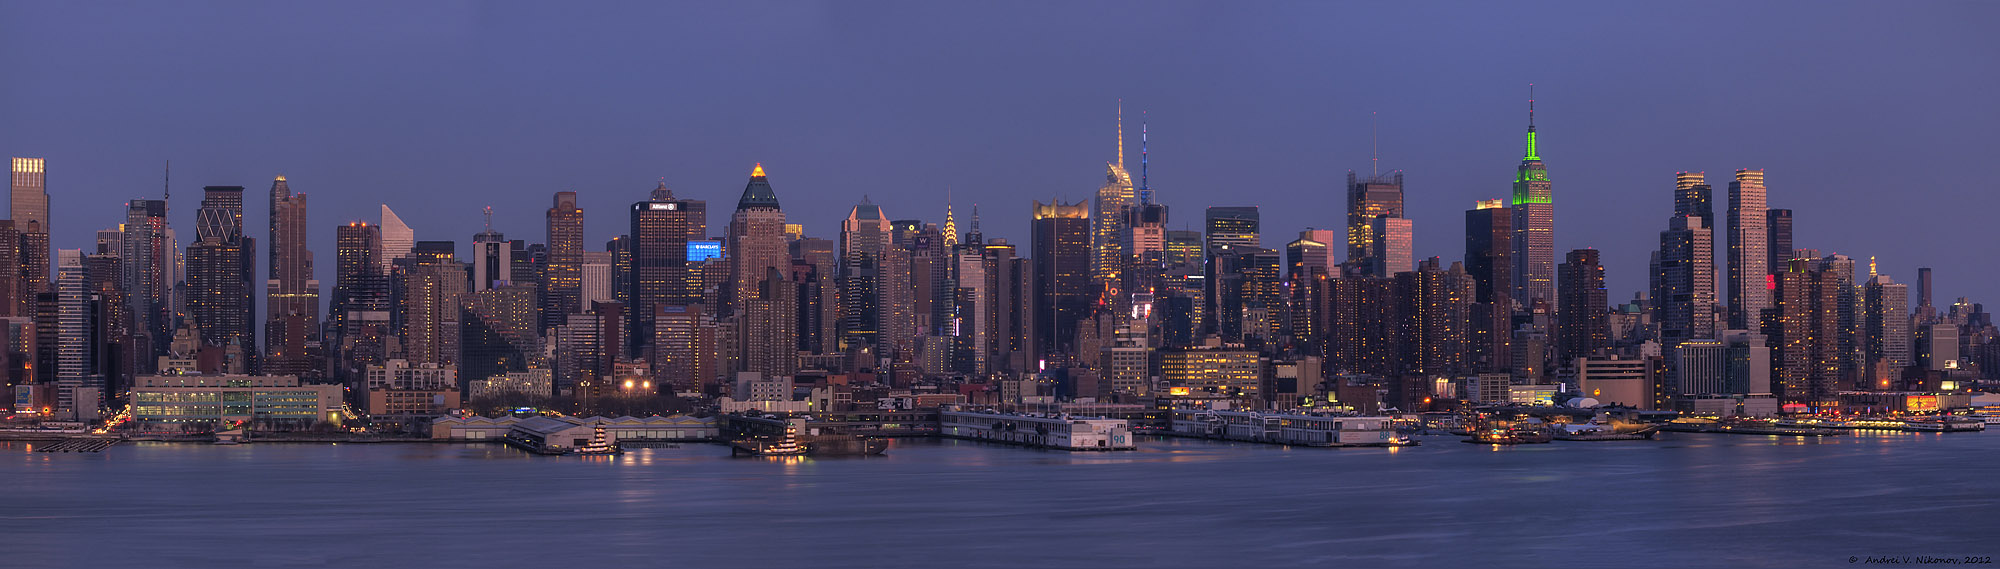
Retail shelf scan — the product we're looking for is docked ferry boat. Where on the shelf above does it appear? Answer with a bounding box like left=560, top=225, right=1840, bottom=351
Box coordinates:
left=1167, top=409, right=1415, bottom=447
left=572, top=423, right=623, bottom=456
left=939, top=408, right=1135, bottom=451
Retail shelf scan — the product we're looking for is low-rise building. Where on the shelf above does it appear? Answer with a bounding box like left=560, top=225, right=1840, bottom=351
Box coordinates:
left=1161, top=340, right=1262, bottom=398
left=365, top=360, right=461, bottom=432
left=131, top=375, right=344, bottom=432
left=1575, top=356, right=1655, bottom=409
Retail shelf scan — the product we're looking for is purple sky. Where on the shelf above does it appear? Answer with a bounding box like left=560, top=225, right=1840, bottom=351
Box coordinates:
left=2, top=1, right=1996, bottom=307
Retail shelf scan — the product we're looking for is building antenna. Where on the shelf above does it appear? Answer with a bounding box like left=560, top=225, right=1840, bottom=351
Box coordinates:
left=1528, top=83, right=1536, bottom=131
left=1139, top=112, right=1151, bottom=205
left=483, top=206, right=493, bottom=233
left=1371, top=111, right=1380, bottom=178
left=972, top=203, right=981, bottom=232
left=1116, top=99, right=1125, bottom=169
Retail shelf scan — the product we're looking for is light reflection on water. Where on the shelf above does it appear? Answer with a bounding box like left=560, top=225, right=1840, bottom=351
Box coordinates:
left=2, top=432, right=1996, bottom=568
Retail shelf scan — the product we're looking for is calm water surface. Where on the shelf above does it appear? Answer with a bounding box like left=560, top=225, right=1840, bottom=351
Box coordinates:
left=3, top=432, right=1994, bottom=568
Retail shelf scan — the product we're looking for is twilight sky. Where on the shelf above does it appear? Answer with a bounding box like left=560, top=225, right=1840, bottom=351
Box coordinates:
left=2, top=1, right=1996, bottom=307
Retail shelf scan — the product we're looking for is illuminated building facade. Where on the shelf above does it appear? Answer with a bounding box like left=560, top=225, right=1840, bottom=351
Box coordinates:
left=1161, top=341, right=1261, bottom=398
left=1655, top=182, right=1716, bottom=351
left=1368, top=216, right=1413, bottom=278
left=1397, top=258, right=1472, bottom=376
left=1033, top=200, right=1091, bottom=366
left=1346, top=171, right=1404, bottom=272
left=1511, top=98, right=1556, bottom=312
left=10, top=158, right=49, bottom=311
left=187, top=186, right=256, bottom=371
left=265, top=176, right=320, bottom=378
left=1770, top=257, right=1850, bottom=408
left=840, top=198, right=893, bottom=351
left=397, top=242, right=463, bottom=367
left=1862, top=273, right=1911, bottom=386
left=122, top=199, right=172, bottom=358
left=1465, top=200, right=1512, bottom=373
left=630, top=192, right=691, bottom=355
left=545, top=191, right=585, bottom=328
left=1726, top=169, right=1770, bottom=330
left=1556, top=248, right=1608, bottom=365
left=1092, top=108, right=1134, bottom=302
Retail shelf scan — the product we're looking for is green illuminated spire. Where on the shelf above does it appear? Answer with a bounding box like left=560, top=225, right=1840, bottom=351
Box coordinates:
left=1523, top=84, right=1539, bottom=161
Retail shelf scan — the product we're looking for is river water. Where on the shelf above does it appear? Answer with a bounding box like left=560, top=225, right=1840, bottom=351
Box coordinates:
left=3, top=431, right=1994, bottom=568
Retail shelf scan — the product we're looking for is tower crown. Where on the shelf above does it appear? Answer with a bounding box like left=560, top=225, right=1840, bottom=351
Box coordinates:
left=737, top=163, right=781, bottom=211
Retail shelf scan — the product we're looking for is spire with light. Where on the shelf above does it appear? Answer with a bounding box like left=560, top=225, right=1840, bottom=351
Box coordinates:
left=943, top=187, right=959, bottom=248
left=1524, top=84, right=1539, bottom=161
left=1116, top=99, right=1125, bottom=170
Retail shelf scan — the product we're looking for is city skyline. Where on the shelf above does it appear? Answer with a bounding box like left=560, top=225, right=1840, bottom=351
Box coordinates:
left=4, top=6, right=1996, bottom=567
left=1, top=2, right=1995, bottom=308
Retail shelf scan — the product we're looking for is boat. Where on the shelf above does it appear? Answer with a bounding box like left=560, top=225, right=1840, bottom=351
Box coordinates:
left=730, top=424, right=808, bottom=457
left=1554, top=423, right=1660, bottom=441
left=1660, top=418, right=1841, bottom=437
left=1163, top=409, right=1415, bottom=448
left=1905, top=417, right=1986, bottom=432
left=800, top=434, right=890, bottom=456
left=572, top=422, right=623, bottom=456
left=1464, top=425, right=1554, bottom=445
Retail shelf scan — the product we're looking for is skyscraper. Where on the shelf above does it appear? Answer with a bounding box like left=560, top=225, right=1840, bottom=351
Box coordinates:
left=1511, top=95, right=1556, bottom=312
left=1285, top=230, right=1335, bottom=281
left=1915, top=266, right=1935, bottom=323
left=1727, top=169, right=1770, bottom=330
left=187, top=186, right=256, bottom=370
left=121, top=199, right=171, bottom=359
left=1032, top=200, right=1091, bottom=365
left=1673, top=172, right=1714, bottom=220
left=331, top=222, right=389, bottom=384
left=0, top=221, right=17, bottom=318
left=471, top=218, right=509, bottom=292
left=1862, top=272, right=1911, bottom=387
left=1556, top=248, right=1608, bottom=365
left=1346, top=171, right=1404, bottom=272
left=545, top=191, right=585, bottom=324
left=52, top=249, right=104, bottom=418
left=1656, top=214, right=1715, bottom=350
left=1204, top=206, right=1259, bottom=337
left=1091, top=105, right=1135, bottom=302
left=265, top=175, right=319, bottom=377
left=729, top=164, right=789, bottom=316
left=1771, top=257, right=1849, bottom=408
left=741, top=267, right=799, bottom=378
left=657, top=181, right=708, bottom=241
left=397, top=241, right=463, bottom=366
left=377, top=205, right=414, bottom=274
left=1766, top=209, right=1793, bottom=279
left=1399, top=258, right=1473, bottom=376
left=1215, top=247, right=1279, bottom=346
left=1465, top=200, right=1513, bottom=373
left=840, top=198, right=893, bottom=351
left=1204, top=207, right=1261, bottom=255
left=1369, top=216, right=1413, bottom=277
left=10, top=158, right=49, bottom=307
left=630, top=191, right=691, bottom=356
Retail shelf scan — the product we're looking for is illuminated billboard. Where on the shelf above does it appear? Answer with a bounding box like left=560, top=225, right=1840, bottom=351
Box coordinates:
left=688, top=240, right=722, bottom=262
